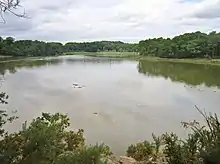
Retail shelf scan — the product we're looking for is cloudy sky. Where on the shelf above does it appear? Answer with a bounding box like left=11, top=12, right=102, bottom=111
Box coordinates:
left=0, top=0, right=220, bottom=42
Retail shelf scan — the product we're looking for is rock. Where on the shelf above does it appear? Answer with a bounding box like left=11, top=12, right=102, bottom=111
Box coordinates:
left=73, top=83, right=79, bottom=86
left=72, top=83, right=85, bottom=89
left=100, top=156, right=120, bottom=164
left=101, top=156, right=137, bottom=164
left=119, top=156, right=137, bottom=164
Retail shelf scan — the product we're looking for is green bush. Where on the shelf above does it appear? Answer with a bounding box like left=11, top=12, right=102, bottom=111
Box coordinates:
left=0, top=112, right=113, bottom=164
left=0, top=113, right=85, bottom=164
left=127, top=140, right=155, bottom=161
left=158, top=107, right=220, bottom=164
left=56, top=144, right=112, bottom=164
left=126, top=107, right=220, bottom=164
left=162, top=132, right=201, bottom=164
left=1, top=103, right=220, bottom=164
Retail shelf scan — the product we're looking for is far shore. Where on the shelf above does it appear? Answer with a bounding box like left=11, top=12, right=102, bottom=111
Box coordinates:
left=1, top=52, right=220, bottom=66
left=64, top=51, right=220, bottom=66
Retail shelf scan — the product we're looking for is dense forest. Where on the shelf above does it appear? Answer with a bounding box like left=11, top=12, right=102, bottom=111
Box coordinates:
left=1, top=31, right=220, bottom=59
left=139, top=31, right=220, bottom=58
left=0, top=37, right=137, bottom=57
left=64, top=41, right=138, bottom=52
left=0, top=37, right=63, bottom=57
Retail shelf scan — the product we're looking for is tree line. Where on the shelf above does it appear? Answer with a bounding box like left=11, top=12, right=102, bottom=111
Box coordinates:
left=139, top=31, right=220, bottom=58
left=0, top=37, right=137, bottom=57
left=64, top=41, right=138, bottom=52
left=2, top=31, right=220, bottom=59
left=0, top=37, right=63, bottom=57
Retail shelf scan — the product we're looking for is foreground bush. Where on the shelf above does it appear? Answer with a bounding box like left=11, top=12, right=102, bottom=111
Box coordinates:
left=56, top=144, right=112, bottom=164
left=127, top=106, right=220, bottom=164
left=0, top=113, right=110, bottom=164
left=127, top=140, right=155, bottom=161
left=1, top=105, right=220, bottom=164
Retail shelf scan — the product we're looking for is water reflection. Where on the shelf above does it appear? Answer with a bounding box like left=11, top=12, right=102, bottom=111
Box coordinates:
left=1, top=56, right=220, bottom=155
left=0, top=56, right=123, bottom=76
left=0, top=59, right=62, bottom=76
left=138, top=60, right=220, bottom=88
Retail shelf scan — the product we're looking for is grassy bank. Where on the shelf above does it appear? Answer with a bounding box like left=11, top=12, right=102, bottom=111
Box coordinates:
left=64, top=51, right=220, bottom=66
left=2, top=51, right=220, bottom=66
left=140, top=56, right=220, bottom=66
left=63, top=51, right=139, bottom=58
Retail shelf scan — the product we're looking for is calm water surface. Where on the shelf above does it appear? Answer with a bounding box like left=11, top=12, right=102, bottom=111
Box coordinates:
left=1, top=55, right=220, bottom=155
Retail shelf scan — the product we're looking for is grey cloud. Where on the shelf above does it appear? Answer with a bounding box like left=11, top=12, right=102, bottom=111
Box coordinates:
left=112, top=12, right=148, bottom=23
left=1, top=0, right=220, bottom=42
left=107, top=11, right=152, bottom=30
left=194, top=9, right=220, bottom=19
left=0, top=14, right=33, bottom=36
left=69, top=0, right=121, bottom=8
left=192, top=1, right=220, bottom=19
left=41, top=5, right=61, bottom=11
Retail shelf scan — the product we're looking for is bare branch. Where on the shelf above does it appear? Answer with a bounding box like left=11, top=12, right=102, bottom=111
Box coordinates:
left=0, top=0, right=27, bottom=23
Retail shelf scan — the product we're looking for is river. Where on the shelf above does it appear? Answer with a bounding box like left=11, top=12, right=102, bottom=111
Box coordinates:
left=0, top=55, right=220, bottom=155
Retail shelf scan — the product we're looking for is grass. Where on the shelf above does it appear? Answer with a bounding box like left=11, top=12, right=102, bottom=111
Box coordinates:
left=63, top=51, right=220, bottom=66
left=63, top=52, right=96, bottom=56
left=3, top=51, right=220, bottom=66
left=140, top=56, right=220, bottom=66
left=63, top=51, right=139, bottom=58
left=0, top=55, right=12, bottom=58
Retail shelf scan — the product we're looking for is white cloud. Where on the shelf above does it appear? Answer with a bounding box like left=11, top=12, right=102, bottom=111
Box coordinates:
left=0, top=0, right=220, bottom=42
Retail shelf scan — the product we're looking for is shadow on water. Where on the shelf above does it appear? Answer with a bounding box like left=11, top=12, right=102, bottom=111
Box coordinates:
left=0, top=59, right=62, bottom=76
left=64, top=56, right=123, bottom=65
left=1, top=56, right=220, bottom=155
left=138, top=60, right=220, bottom=88
left=0, top=56, right=123, bottom=76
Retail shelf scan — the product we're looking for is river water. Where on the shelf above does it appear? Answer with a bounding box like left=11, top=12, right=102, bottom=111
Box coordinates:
left=1, top=55, right=220, bottom=155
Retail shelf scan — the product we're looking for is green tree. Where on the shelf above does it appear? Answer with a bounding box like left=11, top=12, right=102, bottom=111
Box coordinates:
left=138, top=31, right=220, bottom=58
left=4, top=37, right=14, bottom=45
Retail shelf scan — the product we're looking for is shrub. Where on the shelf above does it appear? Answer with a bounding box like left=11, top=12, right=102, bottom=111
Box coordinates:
left=0, top=113, right=85, bottom=164
left=127, top=140, right=155, bottom=161
left=55, top=144, right=112, bottom=164
left=159, top=106, right=220, bottom=164
left=126, top=107, right=220, bottom=164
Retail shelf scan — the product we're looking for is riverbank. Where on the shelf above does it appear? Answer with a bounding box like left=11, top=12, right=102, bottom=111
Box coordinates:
left=0, top=56, right=61, bottom=63
left=2, top=52, right=220, bottom=66
left=0, top=57, right=45, bottom=63
left=63, top=51, right=139, bottom=58
left=68, top=52, right=220, bottom=66
left=140, top=57, right=220, bottom=66
left=64, top=51, right=220, bottom=66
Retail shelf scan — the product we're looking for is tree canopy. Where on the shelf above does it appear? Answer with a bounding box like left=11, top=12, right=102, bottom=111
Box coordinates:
left=2, top=31, right=220, bottom=58
left=64, top=41, right=137, bottom=53
left=138, top=31, right=220, bottom=58
left=0, top=37, right=64, bottom=57
left=0, top=37, right=137, bottom=57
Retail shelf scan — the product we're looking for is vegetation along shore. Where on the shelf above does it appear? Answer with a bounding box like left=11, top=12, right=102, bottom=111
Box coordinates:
left=1, top=28, right=220, bottom=164
left=1, top=31, right=220, bottom=65
left=1, top=0, right=220, bottom=163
